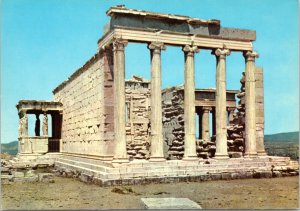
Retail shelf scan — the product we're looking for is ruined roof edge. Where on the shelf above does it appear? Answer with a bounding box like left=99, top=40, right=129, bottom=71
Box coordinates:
left=106, top=6, right=220, bottom=25
left=52, top=51, right=102, bottom=94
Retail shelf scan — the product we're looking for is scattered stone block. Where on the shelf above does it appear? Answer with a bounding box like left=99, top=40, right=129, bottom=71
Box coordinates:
left=260, top=171, right=272, bottom=178
left=289, top=171, right=298, bottom=176
left=253, top=172, right=261, bottom=178
left=79, top=173, right=93, bottom=183
left=25, top=170, right=36, bottom=177
left=13, top=171, right=24, bottom=178
left=24, top=175, right=39, bottom=182
left=281, top=172, right=290, bottom=177
left=141, top=198, right=202, bottom=209
left=210, top=174, right=222, bottom=180
left=1, top=167, right=10, bottom=174
left=38, top=173, right=54, bottom=183
left=272, top=171, right=282, bottom=177
left=221, top=173, right=231, bottom=180
left=231, top=172, right=240, bottom=179
left=1, top=175, right=14, bottom=184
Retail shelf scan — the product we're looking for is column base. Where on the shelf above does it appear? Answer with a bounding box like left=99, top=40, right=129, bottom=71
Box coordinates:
left=112, top=157, right=129, bottom=164
left=149, top=157, right=166, bottom=162
left=257, top=151, right=268, bottom=156
left=214, top=153, right=229, bottom=159
left=182, top=156, right=198, bottom=161
left=244, top=152, right=258, bottom=158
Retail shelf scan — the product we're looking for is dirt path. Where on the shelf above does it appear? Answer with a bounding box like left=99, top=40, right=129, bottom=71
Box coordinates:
left=1, top=176, right=298, bottom=210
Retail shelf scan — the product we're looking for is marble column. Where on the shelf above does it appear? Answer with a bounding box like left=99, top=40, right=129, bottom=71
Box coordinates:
left=212, top=109, right=216, bottom=136
left=42, top=112, right=48, bottom=136
left=148, top=42, right=166, bottom=161
left=243, top=51, right=258, bottom=157
left=202, top=106, right=212, bottom=143
left=197, top=108, right=203, bottom=139
left=213, top=48, right=230, bottom=159
left=182, top=45, right=199, bottom=160
left=112, top=38, right=129, bottom=163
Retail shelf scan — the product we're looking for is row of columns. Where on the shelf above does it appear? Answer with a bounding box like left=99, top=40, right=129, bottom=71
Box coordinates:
left=112, top=38, right=259, bottom=163
left=197, top=107, right=235, bottom=142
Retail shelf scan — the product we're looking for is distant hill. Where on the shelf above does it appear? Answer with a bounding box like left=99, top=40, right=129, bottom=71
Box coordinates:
left=1, top=141, right=18, bottom=155
left=265, top=131, right=299, bottom=143
left=1, top=132, right=299, bottom=156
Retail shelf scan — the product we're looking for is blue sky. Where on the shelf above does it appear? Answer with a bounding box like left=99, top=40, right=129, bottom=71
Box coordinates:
left=1, top=0, right=299, bottom=143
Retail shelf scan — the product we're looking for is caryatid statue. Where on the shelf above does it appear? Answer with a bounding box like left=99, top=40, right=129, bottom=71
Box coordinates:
left=42, top=112, right=48, bottom=136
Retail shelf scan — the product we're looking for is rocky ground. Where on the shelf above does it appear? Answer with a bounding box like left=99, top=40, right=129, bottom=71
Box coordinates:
left=1, top=175, right=298, bottom=210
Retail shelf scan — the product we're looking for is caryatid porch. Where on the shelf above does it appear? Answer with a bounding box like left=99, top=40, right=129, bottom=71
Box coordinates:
left=99, top=6, right=262, bottom=163
left=16, top=100, right=63, bottom=156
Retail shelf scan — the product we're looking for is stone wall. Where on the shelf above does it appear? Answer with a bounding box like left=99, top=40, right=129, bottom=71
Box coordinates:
left=162, top=87, right=185, bottom=159
left=227, top=72, right=245, bottom=156
left=255, top=67, right=265, bottom=154
left=53, top=50, right=115, bottom=158
left=227, top=66, right=265, bottom=156
left=162, top=87, right=218, bottom=159
left=125, top=76, right=151, bottom=160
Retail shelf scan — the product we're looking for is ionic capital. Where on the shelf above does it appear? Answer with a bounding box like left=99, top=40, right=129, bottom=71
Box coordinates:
left=213, top=48, right=231, bottom=59
left=182, top=45, right=199, bottom=56
left=202, top=106, right=212, bottom=112
left=243, top=51, right=259, bottom=62
left=148, top=42, right=166, bottom=54
left=113, top=38, right=128, bottom=52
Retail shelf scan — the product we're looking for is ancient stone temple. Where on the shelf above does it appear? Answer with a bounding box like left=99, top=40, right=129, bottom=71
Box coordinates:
left=15, top=6, right=298, bottom=185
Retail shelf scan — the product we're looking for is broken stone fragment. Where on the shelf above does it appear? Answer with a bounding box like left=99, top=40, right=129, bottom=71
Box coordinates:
left=38, top=173, right=54, bottom=183
left=13, top=171, right=24, bottom=178
left=25, top=170, right=36, bottom=177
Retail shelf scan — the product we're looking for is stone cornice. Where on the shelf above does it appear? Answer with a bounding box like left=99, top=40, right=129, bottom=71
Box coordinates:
left=16, top=100, right=63, bottom=113
left=106, top=6, right=220, bottom=26
left=98, top=27, right=253, bottom=51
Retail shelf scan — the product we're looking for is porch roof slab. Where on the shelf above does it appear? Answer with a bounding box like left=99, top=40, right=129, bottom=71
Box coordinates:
left=16, top=100, right=63, bottom=114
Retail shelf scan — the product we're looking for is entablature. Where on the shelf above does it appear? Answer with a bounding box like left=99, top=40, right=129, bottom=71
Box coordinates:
left=16, top=100, right=63, bottom=115
left=98, top=6, right=255, bottom=51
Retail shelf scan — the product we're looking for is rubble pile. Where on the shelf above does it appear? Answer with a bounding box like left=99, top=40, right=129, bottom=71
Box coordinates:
left=227, top=72, right=246, bottom=156
left=1, top=156, right=55, bottom=184
left=162, top=87, right=216, bottom=159
left=162, top=87, right=185, bottom=159
left=125, top=76, right=151, bottom=160
left=196, top=139, right=216, bottom=159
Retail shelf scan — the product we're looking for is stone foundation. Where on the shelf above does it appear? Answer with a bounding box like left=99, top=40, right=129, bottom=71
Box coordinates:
left=54, top=155, right=299, bottom=186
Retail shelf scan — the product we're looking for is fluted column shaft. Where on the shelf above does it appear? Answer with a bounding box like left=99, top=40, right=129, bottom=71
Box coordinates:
left=182, top=45, right=199, bottom=160
left=202, top=107, right=211, bottom=143
left=148, top=42, right=166, bottom=161
left=112, top=39, right=129, bottom=163
left=213, top=48, right=230, bottom=159
left=197, top=109, right=203, bottom=139
left=244, top=51, right=258, bottom=157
